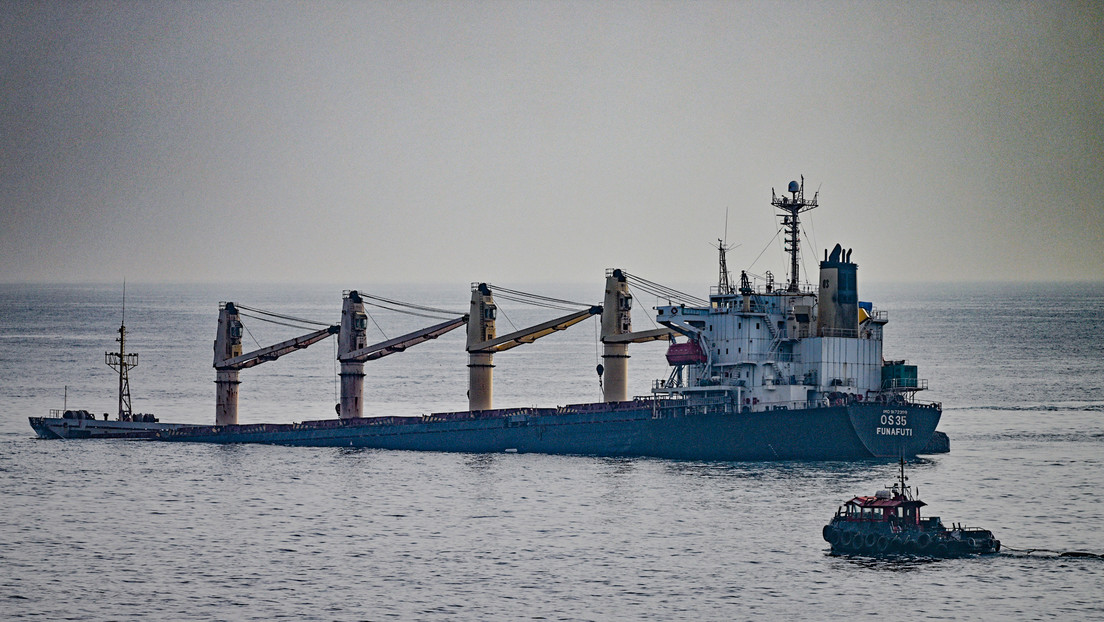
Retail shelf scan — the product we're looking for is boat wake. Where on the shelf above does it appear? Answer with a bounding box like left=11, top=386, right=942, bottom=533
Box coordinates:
left=949, top=402, right=1104, bottom=413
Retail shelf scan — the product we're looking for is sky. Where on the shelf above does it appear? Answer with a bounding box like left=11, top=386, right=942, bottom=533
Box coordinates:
left=2, top=1, right=1102, bottom=288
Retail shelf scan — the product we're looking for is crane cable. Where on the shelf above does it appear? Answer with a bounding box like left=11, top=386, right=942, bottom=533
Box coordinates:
left=481, top=284, right=592, bottom=331
left=237, top=311, right=324, bottom=332
left=234, top=304, right=332, bottom=328
left=621, top=272, right=707, bottom=307
left=625, top=283, right=661, bottom=331
left=490, top=291, right=581, bottom=311
left=364, top=309, right=389, bottom=340
left=594, top=316, right=603, bottom=399
left=623, top=275, right=703, bottom=306
left=355, top=292, right=464, bottom=318
left=361, top=300, right=459, bottom=321
left=485, top=284, right=592, bottom=310
left=496, top=304, right=519, bottom=333
left=240, top=319, right=263, bottom=350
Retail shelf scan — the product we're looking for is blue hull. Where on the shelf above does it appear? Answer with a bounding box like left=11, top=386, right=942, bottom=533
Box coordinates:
left=33, top=400, right=942, bottom=460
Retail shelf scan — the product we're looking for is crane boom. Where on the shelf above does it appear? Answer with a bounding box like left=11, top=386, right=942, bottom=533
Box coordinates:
left=217, top=325, right=339, bottom=370
left=657, top=319, right=700, bottom=340
left=469, top=306, right=601, bottom=353
left=342, top=315, right=468, bottom=363
left=602, top=327, right=675, bottom=344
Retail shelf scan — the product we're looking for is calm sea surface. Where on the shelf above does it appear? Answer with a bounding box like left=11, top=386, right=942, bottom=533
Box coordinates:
left=2, top=281, right=1103, bottom=620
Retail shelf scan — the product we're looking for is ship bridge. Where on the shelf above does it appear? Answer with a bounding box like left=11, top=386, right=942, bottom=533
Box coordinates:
left=650, top=178, right=924, bottom=413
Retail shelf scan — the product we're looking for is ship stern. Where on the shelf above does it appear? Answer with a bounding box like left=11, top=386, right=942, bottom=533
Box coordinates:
left=847, top=402, right=942, bottom=458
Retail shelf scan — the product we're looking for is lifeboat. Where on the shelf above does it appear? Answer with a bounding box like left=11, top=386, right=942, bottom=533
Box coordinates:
left=665, top=340, right=707, bottom=365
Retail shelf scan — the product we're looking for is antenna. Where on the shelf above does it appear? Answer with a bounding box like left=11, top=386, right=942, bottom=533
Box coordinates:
left=724, top=206, right=730, bottom=248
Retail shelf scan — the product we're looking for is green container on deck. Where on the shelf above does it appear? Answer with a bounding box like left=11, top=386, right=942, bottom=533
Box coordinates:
left=882, top=362, right=917, bottom=389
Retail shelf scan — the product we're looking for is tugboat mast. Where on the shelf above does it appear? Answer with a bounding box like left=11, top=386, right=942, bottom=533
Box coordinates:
left=771, top=176, right=818, bottom=292
left=895, top=457, right=912, bottom=500
left=105, top=283, right=138, bottom=421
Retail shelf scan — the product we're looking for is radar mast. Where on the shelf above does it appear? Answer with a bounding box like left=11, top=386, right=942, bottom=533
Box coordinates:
left=771, top=176, right=818, bottom=292
left=714, top=207, right=738, bottom=295
left=714, top=238, right=737, bottom=295
left=105, top=282, right=138, bottom=421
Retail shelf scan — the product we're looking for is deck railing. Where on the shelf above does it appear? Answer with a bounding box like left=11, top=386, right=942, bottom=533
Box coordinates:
left=882, top=378, right=929, bottom=391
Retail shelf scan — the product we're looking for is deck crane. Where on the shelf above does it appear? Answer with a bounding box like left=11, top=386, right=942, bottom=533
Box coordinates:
left=599, top=269, right=675, bottom=402
left=467, top=283, right=602, bottom=411
left=337, top=290, right=468, bottom=419
left=213, top=302, right=338, bottom=426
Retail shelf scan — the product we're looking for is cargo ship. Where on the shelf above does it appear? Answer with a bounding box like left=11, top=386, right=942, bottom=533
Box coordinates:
left=31, top=178, right=947, bottom=459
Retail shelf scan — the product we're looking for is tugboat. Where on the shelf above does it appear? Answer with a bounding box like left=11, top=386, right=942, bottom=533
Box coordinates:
left=823, top=459, right=1000, bottom=556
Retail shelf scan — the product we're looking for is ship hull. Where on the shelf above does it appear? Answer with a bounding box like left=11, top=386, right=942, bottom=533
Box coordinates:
left=30, top=401, right=942, bottom=460
left=28, top=417, right=200, bottom=439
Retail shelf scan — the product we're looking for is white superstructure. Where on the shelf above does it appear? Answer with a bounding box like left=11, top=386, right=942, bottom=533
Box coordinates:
left=653, top=178, right=921, bottom=413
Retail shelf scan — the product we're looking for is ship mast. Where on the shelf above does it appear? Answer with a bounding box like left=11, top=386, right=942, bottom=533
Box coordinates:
left=105, top=282, right=138, bottom=421
left=714, top=238, right=737, bottom=295
left=895, top=457, right=913, bottom=500
left=771, top=176, right=818, bottom=292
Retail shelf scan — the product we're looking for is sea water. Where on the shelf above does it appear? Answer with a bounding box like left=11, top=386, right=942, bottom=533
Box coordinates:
left=1, top=281, right=1102, bottom=620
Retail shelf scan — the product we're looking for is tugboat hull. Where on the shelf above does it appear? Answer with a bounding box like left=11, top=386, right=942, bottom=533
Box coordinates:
left=824, top=524, right=1001, bottom=557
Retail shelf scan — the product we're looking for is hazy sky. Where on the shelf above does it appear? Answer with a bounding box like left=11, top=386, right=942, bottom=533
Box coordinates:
left=2, top=1, right=1102, bottom=287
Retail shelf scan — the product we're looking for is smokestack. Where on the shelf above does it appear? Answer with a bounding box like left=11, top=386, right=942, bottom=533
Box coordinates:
left=816, top=244, right=859, bottom=337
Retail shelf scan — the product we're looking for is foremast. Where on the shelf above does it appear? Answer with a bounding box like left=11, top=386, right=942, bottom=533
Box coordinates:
left=105, top=284, right=138, bottom=421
